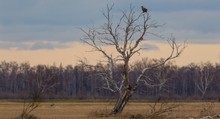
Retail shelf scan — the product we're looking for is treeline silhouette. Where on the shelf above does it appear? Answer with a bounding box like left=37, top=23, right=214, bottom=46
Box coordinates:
left=0, top=59, right=219, bottom=100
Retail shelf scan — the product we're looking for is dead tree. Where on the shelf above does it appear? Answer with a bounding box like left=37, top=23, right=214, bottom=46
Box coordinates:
left=192, top=63, right=214, bottom=98
left=81, top=4, right=186, bottom=115
left=17, top=72, right=58, bottom=119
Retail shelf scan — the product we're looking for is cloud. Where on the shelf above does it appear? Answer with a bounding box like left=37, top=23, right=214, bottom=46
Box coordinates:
left=0, top=0, right=109, bottom=26
left=146, top=0, right=220, bottom=12
left=141, top=44, right=159, bottom=51
left=149, top=10, right=220, bottom=43
left=0, top=0, right=111, bottom=45
left=0, top=41, right=29, bottom=50
left=0, top=24, right=80, bottom=42
left=30, top=41, right=70, bottom=50
left=0, top=0, right=220, bottom=50
left=0, top=41, right=71, bottom=50
left=154, top=10, right=220, bottom=33
left=1, top=42, right=220, bottom=66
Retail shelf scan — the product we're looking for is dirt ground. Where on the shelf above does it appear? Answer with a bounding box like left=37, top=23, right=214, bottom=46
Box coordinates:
left=0, top=101, right=220, bottom=119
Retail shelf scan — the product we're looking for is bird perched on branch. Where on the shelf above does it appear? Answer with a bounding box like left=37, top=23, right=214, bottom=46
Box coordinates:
left=141, top=6, right=148, bottom=13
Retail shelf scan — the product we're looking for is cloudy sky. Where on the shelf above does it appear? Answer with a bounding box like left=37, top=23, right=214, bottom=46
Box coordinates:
left=0, top=0, right=220, bottom=66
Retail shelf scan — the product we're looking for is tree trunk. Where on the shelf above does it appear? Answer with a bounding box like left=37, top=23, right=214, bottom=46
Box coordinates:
left=110, top=58, right=132, bottom=115
left=110, top=88, right=132, bottom=115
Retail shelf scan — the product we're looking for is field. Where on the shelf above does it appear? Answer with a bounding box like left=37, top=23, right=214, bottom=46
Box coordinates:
left=0, top=101, right=220, bottom=119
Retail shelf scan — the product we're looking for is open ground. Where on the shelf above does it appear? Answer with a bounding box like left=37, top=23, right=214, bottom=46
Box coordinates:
left=0, top=101, right=220, bottom=119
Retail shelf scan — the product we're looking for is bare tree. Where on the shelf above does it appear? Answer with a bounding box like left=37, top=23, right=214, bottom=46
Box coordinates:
left=15, top=70, right=58, bottom=119
left=192, top=63, right=214, bottom=98
left=81, top=4, right=186, bottom=115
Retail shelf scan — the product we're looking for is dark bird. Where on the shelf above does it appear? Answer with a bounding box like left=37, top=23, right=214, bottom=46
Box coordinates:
left=50, top=103, right=55, bottom=107
left=141, top=6, right=148, bottom=13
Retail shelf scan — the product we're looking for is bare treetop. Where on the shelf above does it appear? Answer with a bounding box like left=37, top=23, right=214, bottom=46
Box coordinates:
left=81, top=4, right=161, bottom=62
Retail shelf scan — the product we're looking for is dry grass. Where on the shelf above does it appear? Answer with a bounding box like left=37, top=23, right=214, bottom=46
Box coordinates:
left=0, top=101, right=220, bottom=119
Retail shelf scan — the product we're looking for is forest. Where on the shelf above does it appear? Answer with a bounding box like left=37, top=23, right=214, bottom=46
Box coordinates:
left=0, top=59, right=219, bottom=100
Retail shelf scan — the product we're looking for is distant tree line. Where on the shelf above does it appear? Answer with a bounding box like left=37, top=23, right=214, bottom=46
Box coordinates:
left=0, top=59, right=219, bottom=100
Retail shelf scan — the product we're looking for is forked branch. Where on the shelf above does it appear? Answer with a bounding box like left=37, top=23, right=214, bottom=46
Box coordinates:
left=133, top=38, right=186, bottom=92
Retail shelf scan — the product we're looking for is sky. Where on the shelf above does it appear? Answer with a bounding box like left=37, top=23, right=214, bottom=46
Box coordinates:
left=0, top=0, right=220, bottom=66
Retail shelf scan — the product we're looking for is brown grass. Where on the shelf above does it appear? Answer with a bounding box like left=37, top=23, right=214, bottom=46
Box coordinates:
left=0, top=101, right=220, bottom=119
